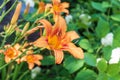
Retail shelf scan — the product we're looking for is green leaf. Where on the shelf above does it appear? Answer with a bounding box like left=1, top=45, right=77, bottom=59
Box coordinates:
left=111, top=14, right=120, bottom=22
left=0, top=54, right=5, bottom=67
left=108, top=74, right=120, bottom=80
left=102, top=1, right=111, bottom=8
left=95, top=18, right=110, bottom=38
left=68, top=23, right=77, bottom=31
left=41, top=55, right=55, bottom=66
left=77, top=22, right=88, bottom=29
left=111, top=0, right=120, bottom=7
left=107, top=64, right=120, bottom=76
left=97, top=58, right=107, bottom=72
left=113, top=27, right=120, bottom=47
left=97, top=72, right=108, bottom=80
left=79, top=39, right=91, bottom=50
left=102, top=46, right=112, bottom=61
left=75, top=69, right=97, bottom=80
left=91, top=2, right=106, bottom=12
left=84, top=53, right=96, bottom=66
left=63, top=56, right=84, bottom=74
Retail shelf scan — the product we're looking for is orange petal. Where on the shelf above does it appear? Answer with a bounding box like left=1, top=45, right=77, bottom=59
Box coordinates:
left=35, top=61, right=41, bottom=65
left=11, top=2, right=22, bottom=24
left=65, top=43, right=84, bottom=59
left=61, top=2, right=69, bottom=8
left=38, top=19, right=52, bottom=36
left=16, top=58, right=21, bottom=64
left=61, top=9, right=69, bottom=15
left=5, top=56, right=11, bottom=63
left=28, top=63, right=34, bottom=70
left=52, top=16, right=67, bottom=36
left=46, top=4, right=53, bottom=10
left=66, top=31, right=80, bottom=41
left=33, top=36, right=48, bottom=48
left=20, top=56, right=27, bottom=62
left=25, top=26, right=43, bottom=35
left=0, top=50, right=4, bottom=53
left=61, top=34, right=71, bottom=44
left=52, top=0, right=61, bottom=4
left=14, top=43, right=20, bottom=50
left=54, top=50, right=64, bottom=64
left=35, top=55, right=43, bottom=60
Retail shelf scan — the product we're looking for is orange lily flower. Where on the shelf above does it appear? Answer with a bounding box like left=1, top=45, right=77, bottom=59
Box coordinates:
left=21, top=51, right=43, bottom=70
left=46, top=0, right=69, bottom=21
left=33, top=16, right=84, bottom=64
left=4, top=44, right=21, bottom=63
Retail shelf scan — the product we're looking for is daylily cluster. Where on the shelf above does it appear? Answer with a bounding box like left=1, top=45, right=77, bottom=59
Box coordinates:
left=1, top=43, right=43, bottom=70
left=0, top=0, right=84, bottom=70
left=33, top=16, right=84, bottom=64
left=33, top=0, right=84, bottom=64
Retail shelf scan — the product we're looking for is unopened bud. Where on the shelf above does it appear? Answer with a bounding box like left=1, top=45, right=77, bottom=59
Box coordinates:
left=21, top=22, right=30, bottom=35
left=25, top=26, right=43, bottom=35
left=24, top=3, right=30, bottom=15
left=36, top=2, right=45, bottom=14
left=11, top=2, right=22, bottom=24
left=16, top=27, right=21, bottom=36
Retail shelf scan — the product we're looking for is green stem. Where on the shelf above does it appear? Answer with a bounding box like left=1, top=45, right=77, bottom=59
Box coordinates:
left=0, top=36, right=7, bottom=49
left=0, top=0, right=18, bottom=22
left=12, top=64, right=19, bottom=80
left=0, top=59, right=14, bottom=70
left=12, top=63, right=23, bottom=80
left=0, top=0, right=10, bottom=12
left=96, top=45, right=103, bottom=57
left=5, top=63, right=13, bottom=80
left=12, top=37, right=19, bottom=46
left=0, top=53, right=25, bottom=70
left=1, top=67, right=6, bottom=80
left=31, top=12, right=51, bottom=28
left=18, top=70, right=30, bottom=80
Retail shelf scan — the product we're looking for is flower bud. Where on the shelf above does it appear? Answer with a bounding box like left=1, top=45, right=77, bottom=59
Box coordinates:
left=21, top=22, right=30, bottom=35
left=36, top=2, right=45, bottom=14
left=11, top=2, right=22, bottom=24
left=24, top=3, right=30, bottom=15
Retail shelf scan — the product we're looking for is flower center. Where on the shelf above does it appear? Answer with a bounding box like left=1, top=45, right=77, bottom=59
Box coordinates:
left=48, top=35, right=62, bottom=49
left=53, top=4, right=61, bottom=14
left=5, top=48, right=16, bottom=58
left=26, top=54, right=35, bottom=63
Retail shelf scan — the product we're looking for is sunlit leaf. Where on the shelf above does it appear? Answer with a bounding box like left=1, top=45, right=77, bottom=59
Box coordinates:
left=63, top=56, right=84, bottom=74
left=97, top=58, right=107, bottom=72
left=113, top=27, right=120, bottom=47
left=75, top=69, right=97, bottom=80
left=102, top=46, right=112, bottom=61
left=97, top=72, right=108, bottom=80
left=111, top=14, right=120, bottom=22
left=91, top=2, right=106, bottom=12
left=41, top=55, right=55, bottom=65
left=95, top=18, right=110, bottom=38
left=79, top=39, right=91, bottom=50
left=84, top=53, right=96, bottom=66
left=107, top=64, right=120, bottom=76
